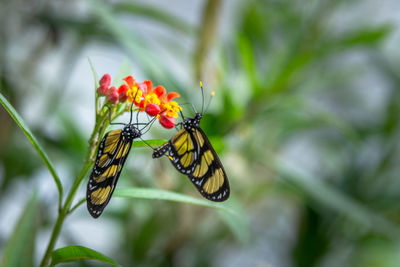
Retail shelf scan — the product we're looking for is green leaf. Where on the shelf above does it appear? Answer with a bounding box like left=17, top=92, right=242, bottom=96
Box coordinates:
left=0, top=93, right=63, bottom=203
left=114, top=187, right=237, bottom=215
left=338, top=25, right=393, bottom=47
left=0, top=194, right=39, bottom=267
left=218, top=200, right=250, bottom=244
left=88, top=58, right=99, bottom=88
left=50, top=246, right=119, bottom=267
left=133, top=139, right=167, bottom=147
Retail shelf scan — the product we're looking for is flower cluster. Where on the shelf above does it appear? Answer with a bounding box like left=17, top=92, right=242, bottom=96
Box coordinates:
left=97, top=73, right=182, bottom=129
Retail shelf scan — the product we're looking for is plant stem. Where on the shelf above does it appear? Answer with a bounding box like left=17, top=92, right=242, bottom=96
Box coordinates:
left=39, top=110, right=110, bottom=267
left=39, top=159, right=92, bottom=267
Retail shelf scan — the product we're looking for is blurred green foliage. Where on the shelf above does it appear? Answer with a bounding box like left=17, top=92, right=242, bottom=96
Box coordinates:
left=1, top=0, right=400, bottom=266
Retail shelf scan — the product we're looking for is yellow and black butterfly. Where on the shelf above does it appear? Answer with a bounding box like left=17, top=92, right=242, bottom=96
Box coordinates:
left=87, top=106, right=155, bottom=218
left=152, top=84, right=229, bottom=202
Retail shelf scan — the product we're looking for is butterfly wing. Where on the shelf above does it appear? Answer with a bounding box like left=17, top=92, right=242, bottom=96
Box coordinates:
left=87, top=129, right=133, bottom=218
left=187, top=128, right=229, bottom=201
left=153, top=127, right=229, bottom=202
left=153, top=129, right=201, bottom=175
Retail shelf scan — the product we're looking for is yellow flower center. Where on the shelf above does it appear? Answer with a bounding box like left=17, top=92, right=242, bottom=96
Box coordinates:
left=145, top=93, right=161, bottom=106
left=163, top=101, right=182, bottom=118
left=127, top=87, right=142, bottom=103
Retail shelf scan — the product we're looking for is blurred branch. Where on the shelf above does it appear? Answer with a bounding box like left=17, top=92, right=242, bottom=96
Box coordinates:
left=114, top=2, right=196, bottom=35
left=194, top=0, right=222, bottom=80
left=86, top=0, right=183, bottom=90
left=275, top=159, right=400, bottom=239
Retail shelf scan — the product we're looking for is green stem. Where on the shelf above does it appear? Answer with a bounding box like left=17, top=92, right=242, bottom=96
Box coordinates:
left=40, top=108, right=110, bottom=267
left=39, top=158, right=92, bottom=267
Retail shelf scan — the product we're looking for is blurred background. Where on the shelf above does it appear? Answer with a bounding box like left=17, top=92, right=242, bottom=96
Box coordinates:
left=1, top=0, right=400, bottom=266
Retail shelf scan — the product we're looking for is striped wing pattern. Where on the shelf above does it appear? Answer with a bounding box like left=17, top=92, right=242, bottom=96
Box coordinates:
left=87, top=129, right=132, bottom=218
left=153, top=127, right=229, bottom=202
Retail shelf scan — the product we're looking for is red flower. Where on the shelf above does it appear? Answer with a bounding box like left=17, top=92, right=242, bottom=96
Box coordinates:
left=113, top=75, right=182, bottom=129
left=117, top=84, right=128, bottom=102
left=138, top=82, right=165, bottom=108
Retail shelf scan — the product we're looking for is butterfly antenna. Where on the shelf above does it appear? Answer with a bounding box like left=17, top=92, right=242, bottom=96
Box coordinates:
left=140, top=107, right=165, bottom=134
left=179, top=110, right=185, bottom=120
left=129, top=88, right=141, bottom=124
left=140, top=116, right=157, bottom=135
left=136, top=104, right=141, bottom=125
left=204, top=91, right=215, bottom=114
left=200, top=81, right=205, bottom=114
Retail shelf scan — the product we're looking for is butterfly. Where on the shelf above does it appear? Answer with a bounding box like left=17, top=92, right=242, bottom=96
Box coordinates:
left=87, top=105, right=155, bottom=218
left=152, top=84, right=229, bottom=202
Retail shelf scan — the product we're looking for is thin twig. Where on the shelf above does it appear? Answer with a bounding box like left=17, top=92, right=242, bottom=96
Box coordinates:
left=68, top=198, right=86, bottom=214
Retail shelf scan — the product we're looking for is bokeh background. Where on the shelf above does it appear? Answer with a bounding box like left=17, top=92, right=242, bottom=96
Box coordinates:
left=1, top=0, right=400, bottom=266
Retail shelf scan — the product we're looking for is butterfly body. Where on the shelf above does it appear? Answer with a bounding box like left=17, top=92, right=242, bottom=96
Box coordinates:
left=153, top=113, right=230, bottom=202
left=87, top=123, right=141, bottom=218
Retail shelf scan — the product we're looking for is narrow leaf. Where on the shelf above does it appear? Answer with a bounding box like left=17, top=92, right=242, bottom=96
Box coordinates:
left=50, top=246, right=119, bottom=267
left=133, top=139, right=167, bottom=147
left=0, top=194, right=39, bottom=267
left=0, top=93, right=63, bottom=201
left=88, top=58, right=99, bottom=89
left=114, top=187, right=237, bottom=215
left=339, top=25, right=393, bottom=47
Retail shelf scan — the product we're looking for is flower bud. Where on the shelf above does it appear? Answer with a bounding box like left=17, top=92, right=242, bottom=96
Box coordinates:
left=107, top=86, right=119, bottom=104
left=145, top=103, right=161, bottom=116
left=97, top=84, right=108, bottom=95
left=159, top=115, right=176, bottom=129
left=97, top=74, right=112, bottom=95
left=99, top=74, right=111, bottom=87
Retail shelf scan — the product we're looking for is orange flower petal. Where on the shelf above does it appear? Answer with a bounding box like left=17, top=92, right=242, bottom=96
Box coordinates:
left=154, top=86, right=166, bottom=98
left=167, top=92, right=180, bottom=102
left=118, top=84, right=128, bottom=94
left=138, top=99, right=146, bottom=109
left=136, top=82, right=146, bottom=94
left=123, top=76, right=135, bottom=87
left=143, top=80, right=153, bottom=95
left=118, top=84, right=128, bottom=102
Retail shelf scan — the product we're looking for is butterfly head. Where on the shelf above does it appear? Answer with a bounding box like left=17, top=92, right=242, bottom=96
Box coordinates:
left=122, top=124, right=141, bottom=140
left=183, top=113, right=202, bottom=130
